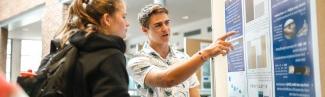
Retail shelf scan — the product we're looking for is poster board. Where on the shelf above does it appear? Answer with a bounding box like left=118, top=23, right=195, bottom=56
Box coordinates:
left=220, top=0, right=321, bottom=97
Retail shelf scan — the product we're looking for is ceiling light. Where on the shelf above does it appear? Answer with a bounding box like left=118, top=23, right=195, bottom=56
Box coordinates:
left=181, top=16, right=189, bottom=20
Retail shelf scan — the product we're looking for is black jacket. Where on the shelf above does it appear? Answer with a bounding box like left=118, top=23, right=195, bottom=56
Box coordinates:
left=69, top=31, right=130, bottom=97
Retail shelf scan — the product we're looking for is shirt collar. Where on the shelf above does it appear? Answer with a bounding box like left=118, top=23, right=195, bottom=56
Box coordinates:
left=141, top=41, right=176, bottom=59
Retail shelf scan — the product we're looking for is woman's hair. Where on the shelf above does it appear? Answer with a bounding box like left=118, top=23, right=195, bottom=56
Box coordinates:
left=55, top=0, right=122, bottom=47
left=138, top=4, right=168, bottom=28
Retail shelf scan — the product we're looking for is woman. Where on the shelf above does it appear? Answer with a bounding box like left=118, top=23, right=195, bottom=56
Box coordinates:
left=127, top=4, right=236, bottom=97
left=55, top=0, right=130, bottom=96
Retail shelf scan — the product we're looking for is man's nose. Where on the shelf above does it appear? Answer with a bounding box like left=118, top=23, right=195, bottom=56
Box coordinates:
left=161, top=24, right=169, bottom=32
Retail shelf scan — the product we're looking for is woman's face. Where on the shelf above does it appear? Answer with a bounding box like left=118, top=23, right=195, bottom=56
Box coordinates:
left=105, top=1, right=129, bottom=38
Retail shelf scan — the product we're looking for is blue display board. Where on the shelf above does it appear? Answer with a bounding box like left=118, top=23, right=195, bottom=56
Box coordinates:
left=225, top=0, right=244, bottom=72
left=271, top=0, right=315, bottom=96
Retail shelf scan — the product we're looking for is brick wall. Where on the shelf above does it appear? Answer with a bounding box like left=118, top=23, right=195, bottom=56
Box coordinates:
left=0, top=0, right=67, bottom=57
left=41, top=0, right=67, bottom=56
left=0, top=0, right=44, bottom=21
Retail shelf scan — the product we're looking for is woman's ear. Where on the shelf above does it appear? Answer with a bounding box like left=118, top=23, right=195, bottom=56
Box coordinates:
left=101, top=13, right=111, bottom=26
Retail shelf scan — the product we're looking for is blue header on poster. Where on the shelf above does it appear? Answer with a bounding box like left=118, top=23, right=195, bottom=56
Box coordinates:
left=271, top=0, right=315, bottom=96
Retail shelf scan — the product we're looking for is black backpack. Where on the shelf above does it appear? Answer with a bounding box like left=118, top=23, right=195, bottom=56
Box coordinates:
left=17, top=39, right=79, bottom=97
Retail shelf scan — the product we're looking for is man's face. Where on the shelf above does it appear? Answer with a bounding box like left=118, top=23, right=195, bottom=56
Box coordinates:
left=143, top=13, right=171, bottom=44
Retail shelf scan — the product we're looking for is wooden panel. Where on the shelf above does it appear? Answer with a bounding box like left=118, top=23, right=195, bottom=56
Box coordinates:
left=317, top=0, right=325, bottom=96
left=184, top=38, right=211, bottom=86
left=0, top=28, right=8, bottom=73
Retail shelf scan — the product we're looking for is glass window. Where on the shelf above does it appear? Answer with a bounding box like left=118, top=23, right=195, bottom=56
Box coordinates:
left=128, top=77, right=141, bottom=96
left=20, top=40, right=42, bottom=72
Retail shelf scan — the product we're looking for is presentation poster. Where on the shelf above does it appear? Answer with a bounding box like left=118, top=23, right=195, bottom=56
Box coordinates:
left=225, top=0, right=247, bottom=97
left=271, top=0, right=315, bottom=97
left=244, top=0, right=273, bottom=97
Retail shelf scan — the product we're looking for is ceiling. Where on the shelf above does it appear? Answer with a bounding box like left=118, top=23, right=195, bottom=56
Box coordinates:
left=7, top=0, right=211, bottom=40
left=8, top=21, right=42, bottom=40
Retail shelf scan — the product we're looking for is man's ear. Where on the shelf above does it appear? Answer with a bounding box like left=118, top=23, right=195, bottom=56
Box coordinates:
left=142, top=26, right=148, bottom=34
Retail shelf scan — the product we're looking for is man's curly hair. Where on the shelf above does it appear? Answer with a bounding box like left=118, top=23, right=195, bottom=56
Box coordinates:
left=138, top=4, right=168, bottom=28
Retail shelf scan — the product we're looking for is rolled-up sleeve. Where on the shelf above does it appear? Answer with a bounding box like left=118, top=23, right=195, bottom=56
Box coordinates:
left=127, top=56, right=158, bottom=88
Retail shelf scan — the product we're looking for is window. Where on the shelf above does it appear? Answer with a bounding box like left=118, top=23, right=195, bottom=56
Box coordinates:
left=20, top=40, right=42, bottom=72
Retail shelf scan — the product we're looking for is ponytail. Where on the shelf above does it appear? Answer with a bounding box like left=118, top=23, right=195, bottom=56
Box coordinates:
left=55, top=0, right=121, bottom=47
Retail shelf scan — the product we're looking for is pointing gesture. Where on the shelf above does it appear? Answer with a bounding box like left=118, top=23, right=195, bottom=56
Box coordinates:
left=200, top=31, right=237, bottom=58
left=218, top=31, right=237, bottom=41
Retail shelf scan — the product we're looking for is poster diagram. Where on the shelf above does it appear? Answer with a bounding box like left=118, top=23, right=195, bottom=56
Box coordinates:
left=244, top=0, right=273, bottom=97
left=228, top=72, right=247, bottom=97
left=247, top=36, right=267, bottom=70
left=271, top=0, right=315, bottom=97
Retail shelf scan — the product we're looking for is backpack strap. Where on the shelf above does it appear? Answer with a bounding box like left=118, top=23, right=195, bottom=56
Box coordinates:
left=47, top=44, right=75, bottom=74
left=50, top=28, right=80, bottom=55
left=36, top=39, right=62, bottom=73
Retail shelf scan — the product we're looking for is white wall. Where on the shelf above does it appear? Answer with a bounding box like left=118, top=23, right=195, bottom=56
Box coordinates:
left=211, top=0, right=229, bottom=97
left=10, top=39, right=21, bottom=82
left=171, top=18, right=212, bottom=50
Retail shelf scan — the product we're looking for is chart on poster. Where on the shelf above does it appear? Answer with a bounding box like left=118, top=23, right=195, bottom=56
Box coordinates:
left=224, top=0, right=319, bottom=97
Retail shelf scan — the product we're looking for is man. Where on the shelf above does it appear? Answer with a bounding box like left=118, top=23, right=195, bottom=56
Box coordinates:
left=127, top=4, right=236, bottom=97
